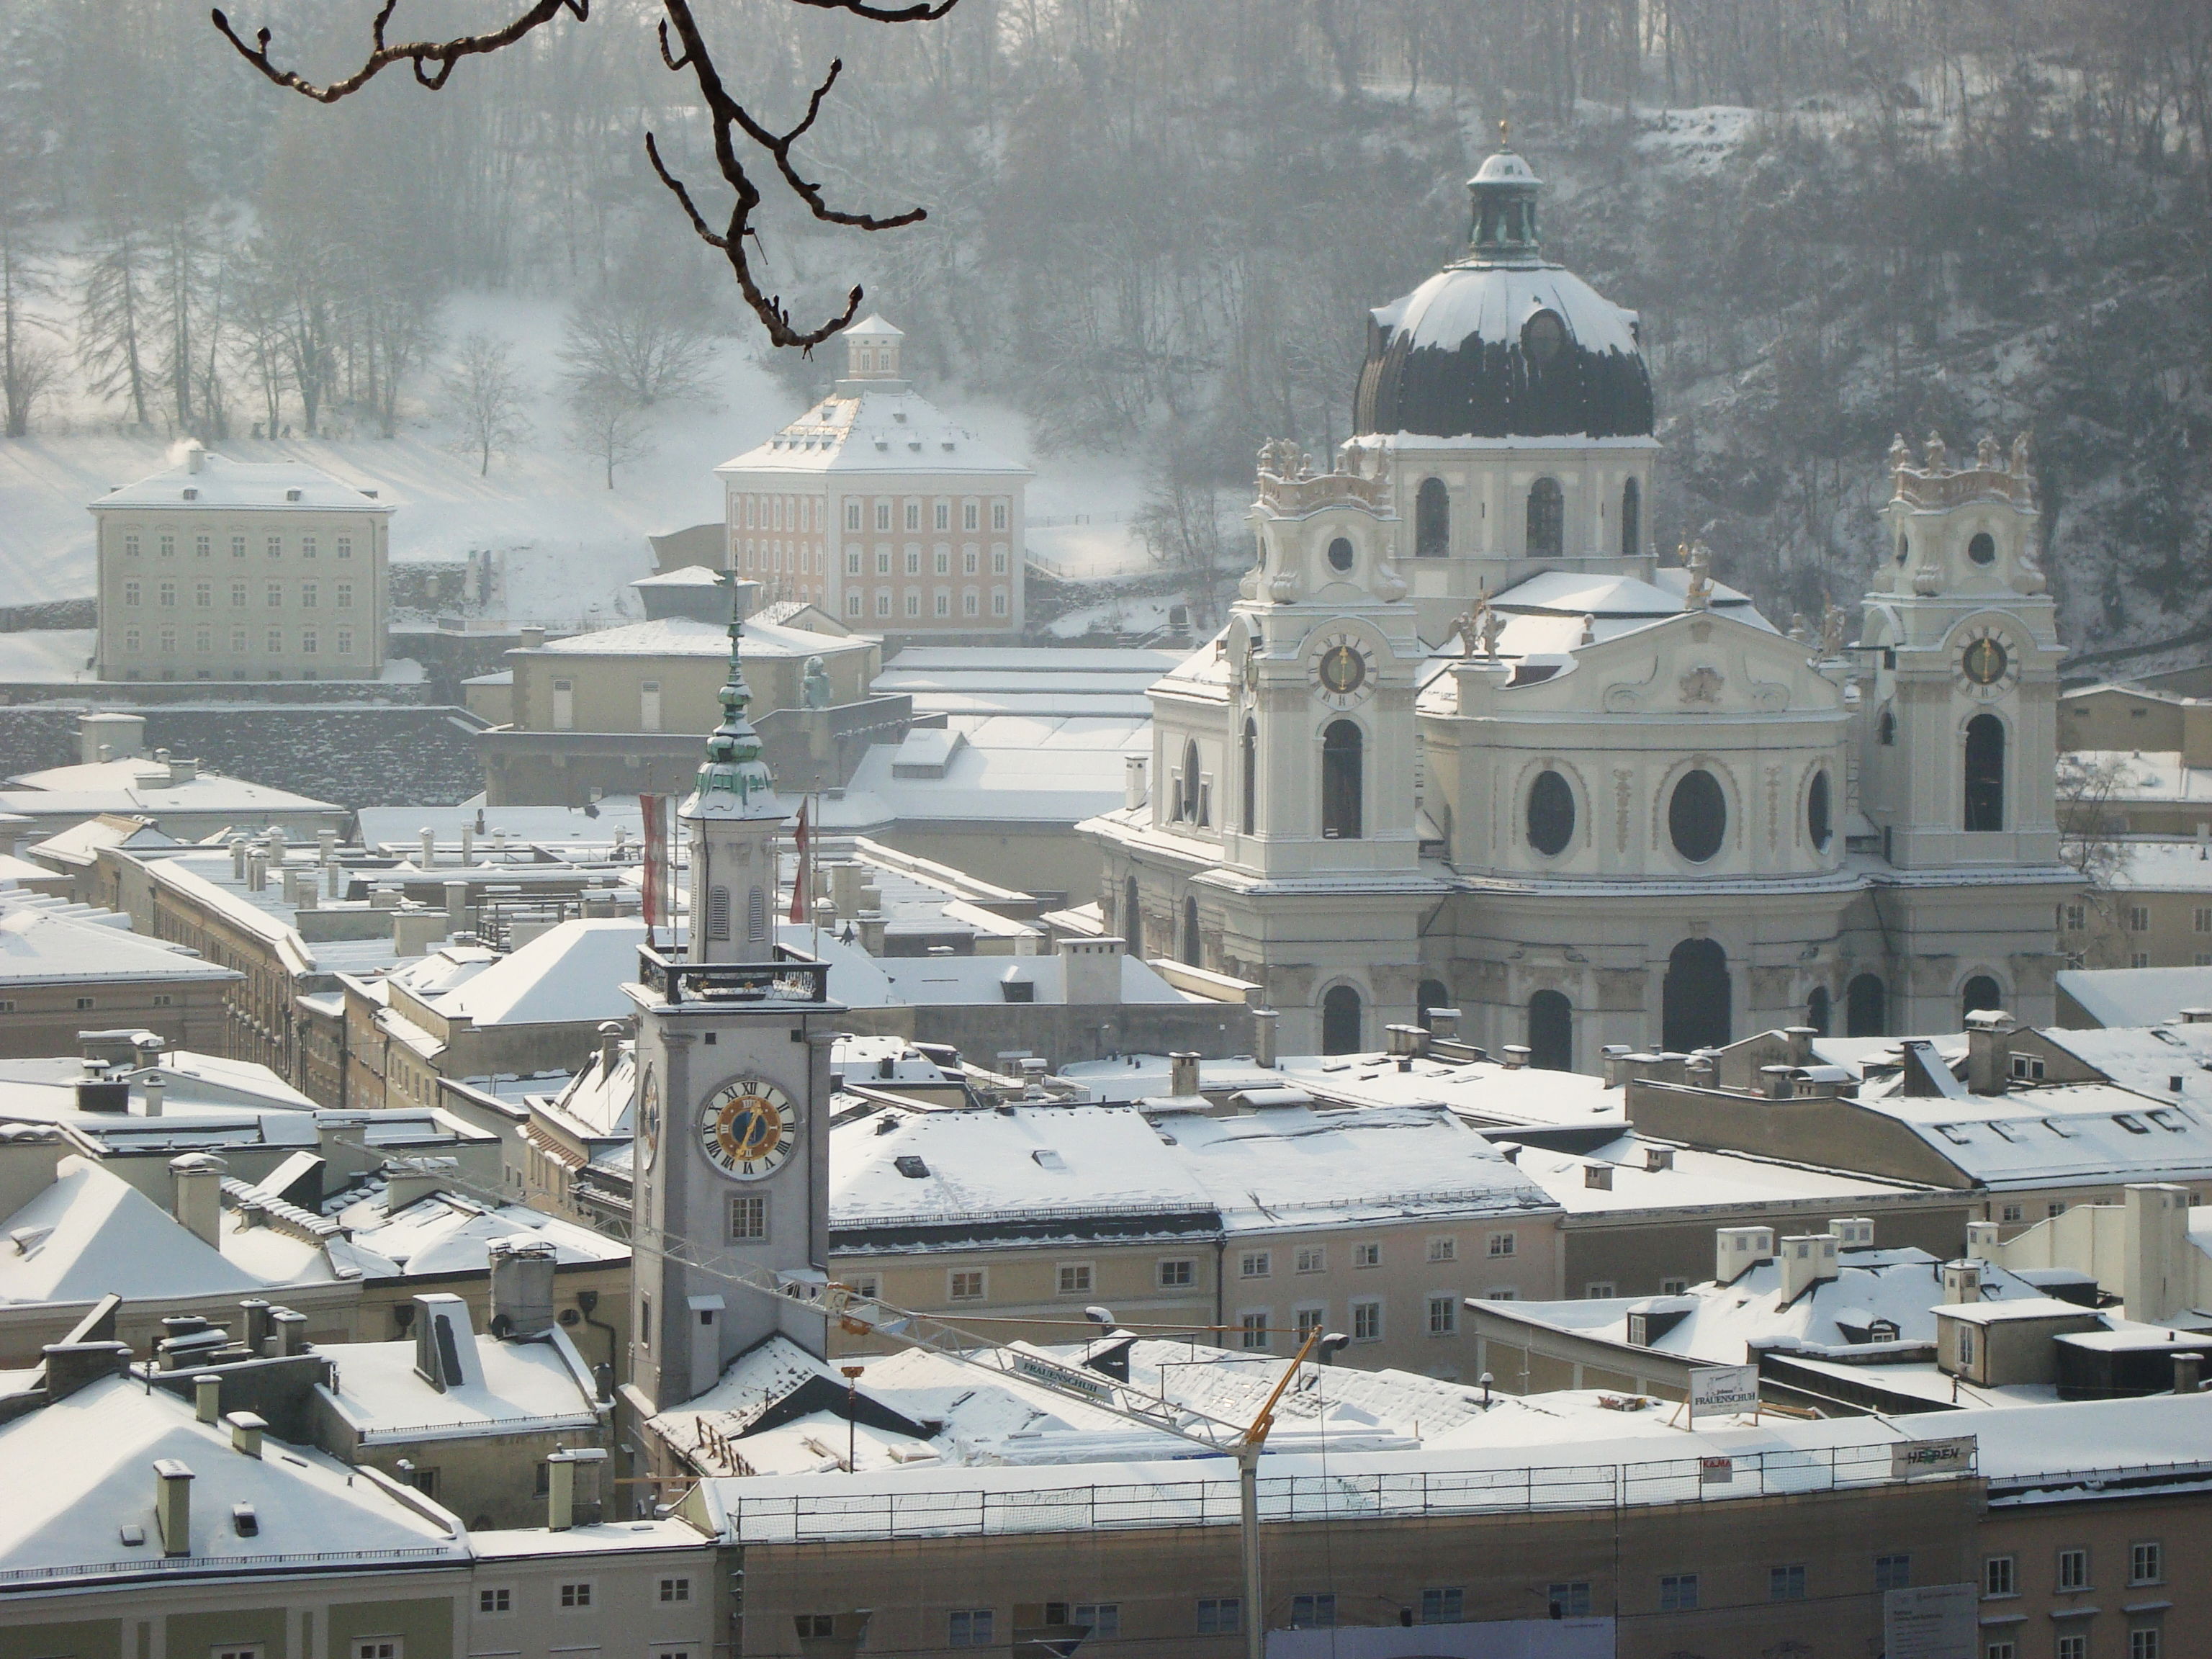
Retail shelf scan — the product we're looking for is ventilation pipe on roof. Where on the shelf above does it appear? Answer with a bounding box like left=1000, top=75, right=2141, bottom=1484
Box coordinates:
left=419, top=827, right=436, bottom=870
left=1500, top=1045, right=1530, bottom=1070
left=1251, top=1008, right=1278, bottom=1069
left=155, top=1460, right=194, bottom=1555
left=1169, top=1052, right=1201, bottom=1099
left=194, top=1372, right=222, bottom=1424
left=140, top=1076, right=163, bottom=1117
left=1124, top=754, right=1148, bottom=811
left=226, top=1411, right=266, bottom=1459
left=318, top=827, right=337, bottom=866
left=459, top=824, right=475, bottom=866
left=444, top=880, right=470, bottom=931
left=1783, top=1025, right=1818, bottom=1066
left=169, top=1154, right=225, bottom=1248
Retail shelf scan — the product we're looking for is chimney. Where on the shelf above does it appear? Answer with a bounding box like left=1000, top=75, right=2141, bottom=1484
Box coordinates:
left=1386, top=1022, right=1429, bottom=1059
left=460, top=824, right=475, bottom=865
left=2175, top=1352, right=2204, bottom=1395
left=318, top=827, right=337, bottom=865
left=1783, top=1025, right=1817, bottom=1066
left=225, top=1411, right=266, bottom=1459
left=0, top=1125, right=66, bottom=1218
left=1966, top=1219, right=2001, bottom=1254
left=1645, top=1145, right=1675, bottom=1172
left=78, top=711, right=146, bottom=765
left=40, top=1340, right=130, bottom=1401
left=382, top=1159, right=449, bottom=1213
left=245, top=850, right=266, bottom=892
left=164, top=756, right=197, bottom=786
left=327, top=862, right=345, bottom=899
left=230, top=837, right=248, bottom=880
left=1828, top=1217, right=1875, bottom=1249
left=1715, top=1226, right=1776, bottom=1285
left=596, top=1021, right=625, bottom=1079
left=1500, top=1044, right=1531, bottom=1070
left=1964, top=1009, right=2015, bottom=1096
left=419, top=827, right=437, bottom=870
left=487, top=1238, right=558, bottom=1339
left=1776, top=1233, right=1840, bottom=1302
left=1426, top=1007, right=1461, bottom=1040
left=409, top=1292, right=485, bottom=1393
left=169, top=1154, right=226, bottom=1247
left=2125, top=1182, right=2193, bottom=1324
left=238, top=1300, right=273, bottom=1354
left=1760, top=1064, right=1797, bottom=1099
left=1251, top=1007, right=1278, bottom=1068
left=194, top=1372, right=223, bottom=1424
left=392, top=909, right=448, bottom=957
left=184, top=441, right=205, bottom=475
left=518, top=625, right=546, bottom=651
left=154, top=1460, right=194, bottom=1555
left=545, top=1446, right=607, bottom=1532
left=1169, top=1051, right=1201, bottom=1099
left=1058, top=936, right=1123, bottom=1006
left=271, top=1308, right=309, bottom=1357
left=1941, top=1259, right=1983, bottom=1303
left=1601, top=1045, right=1632, bottom=1088
left=142, top=1076, right=164, bottom=1116
left=1124, top=754, right=1148, bottom=811
left=1583, top=1164, right=1614, bottom=1191
left=444, top=879, right=471, bottom=931
left=74, top=1077, right=130, bottom=1114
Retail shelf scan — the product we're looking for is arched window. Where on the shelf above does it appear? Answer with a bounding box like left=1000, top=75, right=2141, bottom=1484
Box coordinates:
left=1181, top=739, right=1203, bottom=824
left=1241, top=719, right=1257, bottom=836
left=1321, top=721, right=1363, bottom=840
left=1806, top=984, right=1832, bottom=1037
left=1416, top=979, right=1451, bottom=1030
left=1321, top=984, right=1363, bottom=1055
left=1527, top=477, right=1564, bottom=558
left=1961, top=975, right=2004, bottom=1022
left=1964, top=714, right=2005, bottom=832
left=1619, top=478, right=1640, bottom=559
left=1846, top=974, right=1887, bottom=1038
left=1182, top=894, right=1202, bottom=968
left=1123, top=876, right=1141, bottom=956
left=707, top=885, right=732, bottom=941
left=1668, top=769, right=1727, bottom=863
left=1662, top=938, right=1731, bottom=1053
left=1416, top=478, right=1450, bottom=558
left=1526, top=769, right=1575, bottom=856
left=1895, top=534, right=1910, bottom=566
left=1528, top=989, right=1572, bottom=1071
left=1877, top=706, right=1897, bottom=746
left=1807, top=770, right=1833, bottom=851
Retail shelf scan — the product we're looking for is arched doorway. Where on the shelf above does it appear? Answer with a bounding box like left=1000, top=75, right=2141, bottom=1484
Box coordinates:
left=1964, top=714, right=2005, bottom=831
left=1961, top=975, right=2004, bottom=1022
left=1417, top=979, right=1451, bottom=1030
left=1528, top=990, right=1572, bottom=1071
left=1181, top=894, right=1202, bottom=968
left=1846, top=973, right=1886, bottom=1038
left=1240, top=719, right=1257, bottom=835
left=1321, top=721, right=1362, bottom=840
left=1321, top=984, right=1363, bottom=1054
left=1806, top=984, right=1832, bottom=1038
left=1416, top=477, right=1450, bottom=557
left=1662, top=938, right=1731, bottom=1053
left=1123, top=877, right=1141, bottom=956
left=1527, top=477, right=1564, bottom=557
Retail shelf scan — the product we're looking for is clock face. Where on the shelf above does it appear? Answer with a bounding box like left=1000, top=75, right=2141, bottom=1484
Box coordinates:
left=1311, top=632, right=1375, bottom=709
left=1959, top=632, right=2014, bottom=697
left=698, top=1076, right=798, bottom=1181
left=639, top=1067, right=660, bottom=1172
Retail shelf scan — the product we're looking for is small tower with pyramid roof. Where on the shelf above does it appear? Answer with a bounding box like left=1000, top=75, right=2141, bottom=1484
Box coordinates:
left=683, top=575, right=785, bottom=963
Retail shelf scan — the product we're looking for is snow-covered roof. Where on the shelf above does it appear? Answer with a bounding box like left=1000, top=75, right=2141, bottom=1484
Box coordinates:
left=0, top=757, right=340, bottom=819
left=0, top=899, right=238, bottom=986
left=521, top=613, right=859, bottom=661
left=329, top=1187, right=628, bottom=1280
left=716, top=386, right=1030, bottom=481
left=433, top=919, right=644, bottom=1028
left=91, top=449, right=394, bottom=514
left=2072, top=750, right=2212, bottom=805
left=356, top=799, right=645, bottom=850
left=1847, top=1070, right=2212, bottom=1189
left=0, top=1375, right=459, bottom=1586
left=2037, top=1022, right=2212, bottom=1102
left=320, top=1327, right=601, bottom=1442
left=1514, top=1131, right=1946, bottom=1215
left=2059, top=966, right=2212, bottom=1029
left=26, top=812, right=181, bottom=867
left=873, top=648, right=1177, bottom=720
left=871, top=953, right=1190, bottom=1007
left=0, top=1155, right=282, bottom=1305
left=838, top=715, right=1147, bottom=827
left=2093, top=840, right=2212, bottom=892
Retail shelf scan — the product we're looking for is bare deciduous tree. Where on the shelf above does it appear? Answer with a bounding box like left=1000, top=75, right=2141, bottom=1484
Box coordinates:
left=567, top=376, right=651, bottom=490
left=78, top=215, right=156, bottom=426
left=0, top=216, right=60, bottom=439
left=2057, top=751, right=2136, bottom=967
left=444, top=332, right=532, bottom=477
left=210, top=0, right=958, bottom=349
left=558, top=274, right=717, bottom=410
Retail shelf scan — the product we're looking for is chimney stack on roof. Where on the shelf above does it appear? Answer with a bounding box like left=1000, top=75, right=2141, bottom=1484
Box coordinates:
left=544, top=1445, right=607, bottom=1532
left=169, top=1153, right=226, bottom=1249
left=1251, top=1007, right=1278, bottom=1069
left=1777, top=1233, right=1840, bottom=1303
left=194, top=1372, right=222, bottom=1424
left=1965, top=1009, right=2016, bottom=1096
left=1169, top=1051, right=1201, bottom=1099
left=1942, top=1260, right=1983, bottom=1304
left=487, top=1238, right=558, bottom=1340
left=1715, top=1226, right=1776, bottom=1285
left=154, top=1460, right=194, bottom=1555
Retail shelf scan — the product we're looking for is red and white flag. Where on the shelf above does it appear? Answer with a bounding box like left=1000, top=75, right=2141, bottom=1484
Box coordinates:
left=641, top=793, right=669, bottom=935
left=788, top=801, right=811, bottom=924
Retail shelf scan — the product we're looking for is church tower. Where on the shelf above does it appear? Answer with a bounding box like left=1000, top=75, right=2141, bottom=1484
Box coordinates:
left=626, top=578, right=841, bottom=1411
left=1854, top=432, right=2067, bottom=1033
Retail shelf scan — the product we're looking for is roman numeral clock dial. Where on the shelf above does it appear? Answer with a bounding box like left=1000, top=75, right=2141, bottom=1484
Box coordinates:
left=698, top=1076, right=799, bottom=1179
left=1311, top=631, right=1376, bottom=710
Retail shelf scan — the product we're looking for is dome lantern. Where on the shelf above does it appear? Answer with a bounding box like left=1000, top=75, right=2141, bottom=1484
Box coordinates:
left=1466, top=126, right=1543, bottom=266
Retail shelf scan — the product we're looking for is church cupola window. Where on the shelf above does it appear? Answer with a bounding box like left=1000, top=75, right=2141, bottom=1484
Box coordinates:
left=1240, top=719, right=1257, bottom=835
left=1527, top=478, right=1564, bottom=557
left=1123, top=877, right=1142, bottom=956
left=1807, top=770, right=1833, bottom=850
left=1967, top=531, right=1997, bottom=566
left=1964, top=714, right=2006, bottom=831
left=1321, top=984, right=1363, bottom=1055
left=1668, top=769, right=1727, bottom=863
left=1416, top=479, right=1450, bottom=558
left=1182, top=895, right=1202, bottom=967
left=1522, top=309, right=1565, bottom=369
left=1620, top=478, right=1640, bottom=559
left=1526, top=770, right=1575, bottom=856
left=1327, top=536, right=1356, bottom=572
left=1321, top=721, right=1364, bottom=840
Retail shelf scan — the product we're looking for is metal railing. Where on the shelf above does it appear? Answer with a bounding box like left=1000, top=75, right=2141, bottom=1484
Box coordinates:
left=0, top=1544, right=458, bottom=1588
left=353, top=1409, right=602, bottom=1446
left=638, top=944, right=831, bottom=1005
left=719, top=1440, right=1969, bottom=1545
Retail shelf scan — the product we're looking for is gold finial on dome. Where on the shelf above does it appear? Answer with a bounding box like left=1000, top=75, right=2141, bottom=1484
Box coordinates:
left=1498, top=117, right=1509, bottom=147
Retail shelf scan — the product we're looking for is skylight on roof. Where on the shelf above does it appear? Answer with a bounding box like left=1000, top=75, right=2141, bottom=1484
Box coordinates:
left=2114, top=1115, right=2150, bottom=1135
left=1934, top=1124, right=1971, bottom=1144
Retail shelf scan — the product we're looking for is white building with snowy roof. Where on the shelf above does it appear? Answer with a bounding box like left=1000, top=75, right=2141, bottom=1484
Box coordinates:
left=1089, top=136, right=2072, bottom=1064
left=716, top=317, right=1031, bottom=638
left=90, top=441, right=392, bottom=683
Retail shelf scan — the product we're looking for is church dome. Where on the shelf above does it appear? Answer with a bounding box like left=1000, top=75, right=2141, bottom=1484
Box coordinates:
left=1354, top=146, right=1654, bottom=441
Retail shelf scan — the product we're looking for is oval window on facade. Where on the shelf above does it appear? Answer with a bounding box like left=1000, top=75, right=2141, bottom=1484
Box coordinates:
left=1668, top=768, right=1727, bottom=863
left=1967, top=531, right=1997, bottom=565
left=1807, top=770, right=1833, bottom=851
left=1525, top=770, right=1575, bottom=856
left=1327, top=536, right=1355, bottom=572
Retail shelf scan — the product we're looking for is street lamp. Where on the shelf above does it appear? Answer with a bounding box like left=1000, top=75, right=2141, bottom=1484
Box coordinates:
left=840, top=1364, right=865, bottom=1473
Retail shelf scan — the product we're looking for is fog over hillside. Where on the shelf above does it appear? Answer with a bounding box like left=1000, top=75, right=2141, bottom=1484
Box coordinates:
left=1, top=1, right=2206, bottom=664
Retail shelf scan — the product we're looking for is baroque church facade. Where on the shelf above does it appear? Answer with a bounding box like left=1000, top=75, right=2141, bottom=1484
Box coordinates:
left=1088, top=143, right=2070, bottom=1066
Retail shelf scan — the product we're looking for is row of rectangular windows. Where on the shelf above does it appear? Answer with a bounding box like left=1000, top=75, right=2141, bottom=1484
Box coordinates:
left=847, top=588, right=1009, bottom=619
left=120, top=533, right=354, bottom=558
left=909, top=1241, right=1521, bottom=1306
left=736, top=497, right=1012, bottom=534
left=2062, top=901, right=2212, bottom=935
left=119, top=628, right=355, bottom=655
left=120, top=581, right=355, bottom=608
left=1986, top=1542, right=2164, bottom=1596
left=841, top=549, right=1011, bottom=576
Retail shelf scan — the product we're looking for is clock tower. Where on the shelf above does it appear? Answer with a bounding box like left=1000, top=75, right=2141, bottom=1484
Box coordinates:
left=626, top=580, right=842, bottom=1411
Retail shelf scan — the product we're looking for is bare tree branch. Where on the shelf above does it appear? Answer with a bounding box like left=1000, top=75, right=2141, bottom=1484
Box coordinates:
left=209, top=0, right=958, bottom=350
left=209, top=1, right=588, bottom=102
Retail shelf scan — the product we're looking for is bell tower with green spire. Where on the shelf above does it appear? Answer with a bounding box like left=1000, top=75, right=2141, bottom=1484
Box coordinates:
left=684, top=579, right=786, bottom=963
